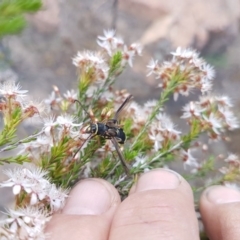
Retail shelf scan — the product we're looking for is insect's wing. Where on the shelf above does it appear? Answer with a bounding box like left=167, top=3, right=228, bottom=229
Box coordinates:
left=111, top=137, right=129, bottom=175
left=114, top=94, right=133, bottom=121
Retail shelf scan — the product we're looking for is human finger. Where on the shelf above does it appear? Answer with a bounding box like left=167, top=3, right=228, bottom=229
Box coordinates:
left=200, top=185, right=240, bottom=240
left=46, top=178, right=121, bottom=240
left=109, top=169, right=199, bottom=240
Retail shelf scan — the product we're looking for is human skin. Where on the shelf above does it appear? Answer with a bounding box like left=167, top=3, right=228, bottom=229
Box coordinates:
left=46, top=169, right=240, bottom=240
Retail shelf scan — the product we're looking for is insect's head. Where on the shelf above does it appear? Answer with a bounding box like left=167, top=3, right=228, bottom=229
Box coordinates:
left=85, top=123, right=98, bottom=134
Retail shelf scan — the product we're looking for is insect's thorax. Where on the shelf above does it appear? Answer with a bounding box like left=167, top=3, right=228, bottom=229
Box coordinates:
left=96, top=123, right=109, bottom=135
left=90, top=122, right=126, bottom=144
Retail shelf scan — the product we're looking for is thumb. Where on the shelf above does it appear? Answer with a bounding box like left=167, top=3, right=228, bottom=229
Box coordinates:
left=109, top=169, right=199, bottom=240
left=46, top=179, right=121, bottom=240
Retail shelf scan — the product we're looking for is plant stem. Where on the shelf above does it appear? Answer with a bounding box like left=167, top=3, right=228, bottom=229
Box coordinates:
left=130, top=81, right=178, bottom=150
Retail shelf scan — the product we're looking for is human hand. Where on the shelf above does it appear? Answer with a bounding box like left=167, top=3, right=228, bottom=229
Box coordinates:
left=46, top=169, right=240, bottom=240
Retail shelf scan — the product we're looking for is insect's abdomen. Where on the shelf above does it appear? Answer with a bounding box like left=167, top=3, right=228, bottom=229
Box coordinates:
left=116, top=128, right=126, bottom=144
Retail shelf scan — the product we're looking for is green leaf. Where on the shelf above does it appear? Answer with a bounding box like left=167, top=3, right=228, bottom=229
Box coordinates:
left=0, top=15, right=26, bottom=36
left=0, top=0, right=42, bottom=37
left=16, top=0, right=42, bottom=12
left=0, top=154, right=29, bottom=165
left=109, top=51, right=122, bottom=75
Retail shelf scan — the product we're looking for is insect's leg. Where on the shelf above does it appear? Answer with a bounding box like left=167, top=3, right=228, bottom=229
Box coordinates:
left=72, top=134, right=93, bottom=160
left=111, top=138, right=129, bottom=175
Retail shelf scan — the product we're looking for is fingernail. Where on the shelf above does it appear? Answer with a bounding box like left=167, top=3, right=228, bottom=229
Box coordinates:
left=206, top=185, right=240, bottom=204
left=134, top=169, right=181, bottom=193
left=63, top=179, right=112, bottom=215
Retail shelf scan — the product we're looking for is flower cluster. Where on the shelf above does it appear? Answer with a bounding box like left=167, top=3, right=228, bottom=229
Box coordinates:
left=97, top=29, right=142, bottom=66
left=0, top=165, right=68, bottom=212
left=72, top=51, right=109, bottom=83
left=16, top=113, right=87, bottom=165
left=148, top=113, right=181, bottom=152
left=0, top=207, right=50, bottom=240
left=181, top=95, right=239, bottom=141
left=220, top=154, right=240, bottom=184
left=44, top=86, right=78, bottom=112
left=72, top=30, right=142, bottom=101
left=120, top=99, right=158, bottom=134
left=0, top=79, right=28, bottom=99
left=147, top=47, right=215, bottom=100
left=0, top=80, right=45, bottom=119
left=0, top=80, right=47, bottom=148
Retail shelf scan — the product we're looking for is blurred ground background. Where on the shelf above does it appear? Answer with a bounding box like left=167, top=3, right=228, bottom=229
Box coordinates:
left=1, top=0, right=240, bottom=214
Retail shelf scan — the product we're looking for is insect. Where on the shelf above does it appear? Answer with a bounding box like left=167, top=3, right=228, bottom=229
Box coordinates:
left=75, top=95, right=133, bottom=174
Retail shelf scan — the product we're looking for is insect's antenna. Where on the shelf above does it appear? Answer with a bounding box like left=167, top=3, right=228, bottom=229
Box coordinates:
left=74, top=99, right=92, bottom=119
left=114, top=94, right=133, bottom=120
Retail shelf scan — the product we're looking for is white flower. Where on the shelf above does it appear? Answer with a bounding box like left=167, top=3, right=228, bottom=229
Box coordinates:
left=97, top=29, right=116, bottom=42
left=122, top=45, right=135, bottom=67
left=0, top=165, right=49, bottom=197
left=173, top=84, right=194, bottom=101
left=158, top=114, right=181, bottom=141
left=22, top=99, right=46, bottom=118
left=47, top=185, right=69, bottom=212
left=218, top=106, right=239, bottom=130
left=1, top=206, right=50, bottom=240
left=56, top=114, right=81, bottom=128
left=0, top=80, right=28, bottom=98
left=148, top=113, right=181, bottom=152
left=199, top=95, right=214, bottom=106
left=151, top=47, right=215, bottom=96
left=129, top=43, right=142, bottom=56
left=146, top=59, right=159, bottom=76
left=203, top=113, right=223, bottom=134
left=201, top=78, right=213, bottom=93
left=121, top=43, right=142, bottom=67
left=171, top=47, right=200, bottom=59
left=97, top=29, right=120, bottom=55
left=38, top=136, right=53, bottom=151
left=149, top=131, right=164, bottom=151
left=202, top=63, right=215, bottom=81
left=144, top=99, right=158, bottom=109
left=44, top=91, right=62, bottom=108
left=132, top=156, right=148, bottom=168
left=63, top=89, right=77, bottom=101
left=56, top=114, right=83, bottom=139
left=72, top=51, right=103, bottom=68
left=181, top=102, right=204, bottom=119
left=72, top=51, right=109, bottom=82
left=42, top=115, right=57, bottom=136
left=215, top=96, right=233, bottom=108
left=18, top=135, right=53, bottom=159
left=224, top=153, right=240, bottom=164
left=124, top=101, right=147, bottom=129
left=179, top=149, right=199, bottom=169
left=1, top=165, right=69, bottom=212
